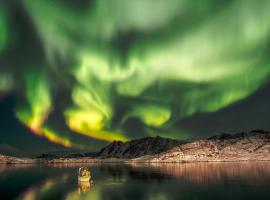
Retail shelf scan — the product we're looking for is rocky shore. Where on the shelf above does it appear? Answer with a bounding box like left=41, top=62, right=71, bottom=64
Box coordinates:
left=147, top=130, right=270, bottom=162
left=0, top=154, right=35, bottom=164
left=1, top=130, right=270, bottom=164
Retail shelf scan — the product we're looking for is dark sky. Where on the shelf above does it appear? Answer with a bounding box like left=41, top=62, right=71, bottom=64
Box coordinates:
left=0, top=96, right=61, bottom=150
left=0, top=0, right=270, bottom=150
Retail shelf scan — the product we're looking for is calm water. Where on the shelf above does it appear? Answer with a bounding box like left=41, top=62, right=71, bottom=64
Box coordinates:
left=1, top=162, right=270, bottom=200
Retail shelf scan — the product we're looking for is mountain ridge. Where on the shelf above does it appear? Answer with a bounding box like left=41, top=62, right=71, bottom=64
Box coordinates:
left=98, top=136, right=183, bottom=158
left=97, top=129, right=270, bottom=162
left=147, top=129, right=270, bottom=162
left=1, top=130, right=270, bottom=163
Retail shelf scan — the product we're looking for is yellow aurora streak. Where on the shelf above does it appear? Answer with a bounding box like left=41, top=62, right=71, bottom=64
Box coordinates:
left=1, top=0, right=270, bottom=147
left=15, top=72, right=73, bottom=147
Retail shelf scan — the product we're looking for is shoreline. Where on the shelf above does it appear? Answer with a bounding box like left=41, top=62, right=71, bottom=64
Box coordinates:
left=2, top=156, right=270, bottom=165
left=2, top=130, right=270, bottom=164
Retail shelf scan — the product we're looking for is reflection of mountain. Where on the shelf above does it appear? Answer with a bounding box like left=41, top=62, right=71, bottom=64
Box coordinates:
left=130, top=162, right=270, bottom=186
left=99, top=164, right=170, bottom=182
left=2, top=163, right=270, bottom=199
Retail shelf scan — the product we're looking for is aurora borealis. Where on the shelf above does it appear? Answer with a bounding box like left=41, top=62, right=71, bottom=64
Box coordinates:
left=0, top=0, right=270, bottom=149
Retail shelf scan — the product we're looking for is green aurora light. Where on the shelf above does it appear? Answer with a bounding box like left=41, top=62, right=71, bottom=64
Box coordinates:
left=0, top=0, right=270, bottom=148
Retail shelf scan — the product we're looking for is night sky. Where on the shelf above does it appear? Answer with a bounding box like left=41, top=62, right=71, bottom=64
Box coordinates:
left=0, top=0, right=270, bottom=150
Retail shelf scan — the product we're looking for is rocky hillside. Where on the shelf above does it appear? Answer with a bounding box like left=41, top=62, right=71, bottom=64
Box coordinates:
left=98, top=136, right=182, bottom=158
left=148, top=130, right=270, bottom=162
left=1, top=130, right=270, bottom=163
left=0, top=154, right=34, bottom=164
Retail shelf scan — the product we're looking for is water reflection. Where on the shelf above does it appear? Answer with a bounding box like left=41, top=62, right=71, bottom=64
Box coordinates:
left=18, top=174, right=69, bottom=200
left=129, top=162, right=270, bottom=186
left=78, top=167, right=93, bottom=194
left=1, top=162, right=270, bottom=200
left=78, top=180, right=91, bottom=193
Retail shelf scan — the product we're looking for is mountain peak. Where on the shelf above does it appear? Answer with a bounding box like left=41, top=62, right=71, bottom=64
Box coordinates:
left=98, top=136, right=182, bottom=159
